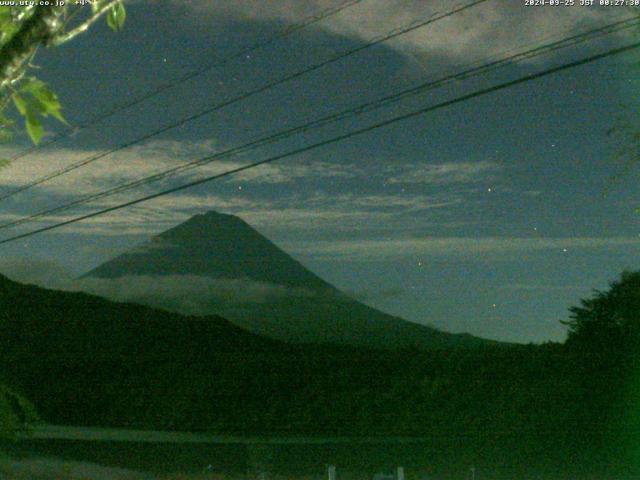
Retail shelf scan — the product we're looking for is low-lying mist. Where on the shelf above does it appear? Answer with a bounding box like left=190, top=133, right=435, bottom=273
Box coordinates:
left=0, top=258, right=324, bottom=317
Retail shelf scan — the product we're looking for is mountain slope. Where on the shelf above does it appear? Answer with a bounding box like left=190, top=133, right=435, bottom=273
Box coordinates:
left=0, top=274, right=506, bottom=434
left=82, top=211, right=490, bottom=349
left=0, top=274, right=415, bottom=433
left=0, top=274, right=625, bottom=477
left=0, top=273, right=282, bottom=429
left=85, top=211, right=333, bottom=290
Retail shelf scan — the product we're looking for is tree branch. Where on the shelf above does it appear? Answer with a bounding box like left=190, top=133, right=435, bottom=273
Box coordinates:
left=14, top=6, right=36, bottom=24
left=50, top=1, right=121, bottom=46
left=0, top=6, right=65, bottom=91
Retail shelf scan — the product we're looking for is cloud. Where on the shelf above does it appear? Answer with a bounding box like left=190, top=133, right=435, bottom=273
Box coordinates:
left=0, top=258, right=328, bottom=316
left=65, top=275, right=319, bottom=316
left=0, top=132, right=495, bottom=211
left=233, top=160, right=364, bottom=184
left=385, top=161, right=500, bottom=185
left=0, top=139, right=364, bottom=199
left=499, top=283, right=590, bottom=291
left=288, top=236, right=640, bottom=261
left=0, top=139, right=270, bottom=198
left=0, top=140, right=502, bottom=239
left=308, top=191, right=462, bottom=210
left=0, top=258, right=75, bottom=287
left=0, top=258, right=324, bottom=315
left=174, top=0, right=630, bottom=62
left=0, top=170, right=463, bottom=237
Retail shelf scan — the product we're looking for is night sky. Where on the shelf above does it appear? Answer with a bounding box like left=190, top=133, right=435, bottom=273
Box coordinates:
left=0, top=0, right=639, bottom=343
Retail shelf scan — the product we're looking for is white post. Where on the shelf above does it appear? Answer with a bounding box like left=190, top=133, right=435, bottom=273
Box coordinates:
left=327, top=464, right=336, bottom=480
left=397, top=466, right=405, bottom=480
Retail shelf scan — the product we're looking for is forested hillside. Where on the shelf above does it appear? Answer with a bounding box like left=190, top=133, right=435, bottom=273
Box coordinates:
left=0, top=273, right=637, bottom=477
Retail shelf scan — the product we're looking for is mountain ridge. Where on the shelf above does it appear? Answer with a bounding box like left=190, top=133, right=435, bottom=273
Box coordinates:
left=0, top=272, right=500, bottom=433
left=81, top=210, right=494, bottom=349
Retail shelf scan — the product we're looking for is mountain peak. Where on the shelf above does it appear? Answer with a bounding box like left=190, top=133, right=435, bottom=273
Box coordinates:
left=159, top=210, right=246, bottom=238
left=82, top=210, right=492, bottom=349
left=196, top=210, right=239, bottom=222
left=84, top=210, right=333, bottom=290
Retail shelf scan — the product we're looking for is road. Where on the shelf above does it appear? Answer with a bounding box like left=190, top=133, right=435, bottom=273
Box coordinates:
left=25, top=425, right=431, bottom=445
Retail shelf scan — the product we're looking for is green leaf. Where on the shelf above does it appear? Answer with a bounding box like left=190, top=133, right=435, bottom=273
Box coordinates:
left=12, top=93, right=43, bottom=144
left=0, top=23, right=18, bottom=47
left=11, top=93, right=27, bottom=116
left=0, top=7, right=12, bottom=29
left=91, top=0, right=113, bottom=14
left=0, top=8, right=20, bottom=46
left=21, top=78, right=66, bottom=124
left=48, top=107, right=66, bottom=124
left=12, top=79, right=66, bottom=144
left=25, top=111, right=43, bottom=144
left=106, top=2, right=126, bottom=32
left=0, top=11, right=10, bottom=33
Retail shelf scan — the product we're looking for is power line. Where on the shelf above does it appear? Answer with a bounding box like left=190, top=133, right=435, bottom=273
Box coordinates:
left=1, top=39, right=637, bottom=246
left=5, top=0, right=366, bottom=163
left=0, top=16, right=636, bottom=232
left=0, top=0, right=489, bottom=202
